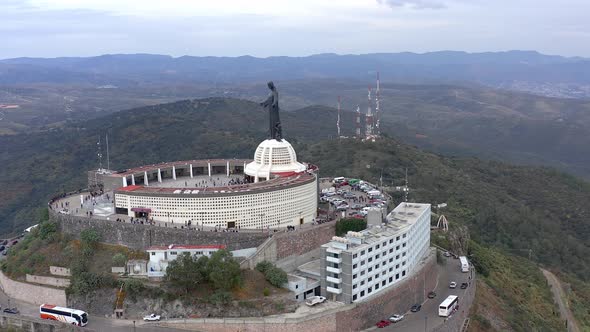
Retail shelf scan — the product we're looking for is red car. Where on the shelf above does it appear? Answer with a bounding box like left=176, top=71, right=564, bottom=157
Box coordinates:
left=376, top=320, right=391, bottom=328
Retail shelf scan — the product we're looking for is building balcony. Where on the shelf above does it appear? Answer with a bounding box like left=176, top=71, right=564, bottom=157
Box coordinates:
left=326, top=276, right=342, bottom=284
left=326, top=286, right=342, bottom=294
left=326, top=266, right=341, bottom=274
left=326, top=256, right=342, bottom=264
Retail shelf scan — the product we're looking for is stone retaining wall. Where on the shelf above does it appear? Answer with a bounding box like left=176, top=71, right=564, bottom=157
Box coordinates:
left=0, top=271, right=66, bottom=306
left=26, top=274, right=70, bottom=288
left=275, top=222, right=335, bottom=260
left=160, top=250, right=438, bottom=332
left=50, top=210, right=269, bottom=251
left=49, top=266, right=70, bottom=277
left=240, top=222, right=335, bottom=269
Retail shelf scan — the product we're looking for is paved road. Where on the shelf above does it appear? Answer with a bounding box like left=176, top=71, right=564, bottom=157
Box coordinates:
left=542, top=268, right=581, bottom=332
left=0, top=284, right=185, bottom=332
left=379, top=255, right=473, bottom=331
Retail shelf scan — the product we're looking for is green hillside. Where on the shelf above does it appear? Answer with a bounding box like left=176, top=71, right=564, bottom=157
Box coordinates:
left=1, top=97, right=589, bottom=282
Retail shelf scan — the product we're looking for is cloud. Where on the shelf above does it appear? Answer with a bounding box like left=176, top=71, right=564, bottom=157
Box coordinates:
left=377, top=0, right=447, bottom=9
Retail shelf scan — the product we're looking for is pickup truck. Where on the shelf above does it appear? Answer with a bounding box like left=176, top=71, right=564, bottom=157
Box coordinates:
left=305, top=296, right=326, bottom=307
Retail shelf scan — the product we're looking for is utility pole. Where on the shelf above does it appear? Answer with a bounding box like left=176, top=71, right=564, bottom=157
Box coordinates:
left=106, top=133, right=110, bottom=170
left=337, top=96, right=341, bottom=138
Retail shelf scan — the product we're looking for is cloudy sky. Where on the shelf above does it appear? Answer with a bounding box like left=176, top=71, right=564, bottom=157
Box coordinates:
left=1, top=0, right=589, bottom=58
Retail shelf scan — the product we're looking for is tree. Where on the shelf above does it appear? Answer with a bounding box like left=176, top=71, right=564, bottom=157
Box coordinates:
left=164, top=253, right=206, bottom=294
left=255, top=261, right=273, bottom=274
left=335, top=218, right=367, bottom=236
left=265, top=266, right=287, bottom=287
left=112, top=253, right=127, bottom=267
left=207, top=250, right=242, bottom=291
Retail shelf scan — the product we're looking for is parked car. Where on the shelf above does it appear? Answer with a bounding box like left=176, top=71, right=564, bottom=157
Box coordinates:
left=143, top=314, right=161, bottom=321
left=3, top=308, right=19, bottom=314
left=461, top=282, right=468, bottom=289
left=410, top=304, right=422, bottom=312
left=449, top=282, right=457, bottom=289
left=305, top=296, right=326, bottom=307
left=389, top=314, right=404, bottom=323
left=428, top=291, right=437, bottom=299
left=351, top=204, right=364, bottom=210
left=376, top=320, right=391, bottom=328
left=443, top=251, right=451, bottom=257
left=336, top=205, right=349, bottom=211
left=0, top=246, right=5, bottom=252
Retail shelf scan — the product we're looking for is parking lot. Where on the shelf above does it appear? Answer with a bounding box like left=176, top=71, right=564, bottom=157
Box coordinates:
left=319, top=178, right=388, bottom=222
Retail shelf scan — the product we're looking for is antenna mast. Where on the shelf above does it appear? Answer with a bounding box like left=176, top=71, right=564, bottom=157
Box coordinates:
left=365, top=86, right=373, bottom=138
left=355, top=105, right=361, bottom=138
left=375, top=72, right=381, bottom=136
left=337, top=96, right=341, bottom=138
left=106, top=133, right=110, bottom=170
left=97, top=136, right=103, bottom=171
left=404, top=167, right=409, bottom=202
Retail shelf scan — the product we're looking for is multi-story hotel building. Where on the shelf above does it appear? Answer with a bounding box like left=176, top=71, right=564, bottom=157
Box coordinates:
left=320, top=202, right=431, bottom=304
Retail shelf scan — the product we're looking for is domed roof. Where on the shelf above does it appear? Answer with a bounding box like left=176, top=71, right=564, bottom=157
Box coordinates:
left=245, top=139, right=307, bottom=181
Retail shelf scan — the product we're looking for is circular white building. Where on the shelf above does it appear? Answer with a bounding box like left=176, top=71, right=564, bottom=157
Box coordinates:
left=102, top=139, right=318, bottom=229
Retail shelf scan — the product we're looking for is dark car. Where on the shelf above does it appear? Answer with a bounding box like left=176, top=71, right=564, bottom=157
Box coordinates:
left=427, top=291, right=436, bottom=299
left=3, top=308, right=19, bottom=314
left=461, top=282, right=468, bottom=289
left=0, top=245, right=5, bottom=252
left=410, top=304, right=422, bottom=312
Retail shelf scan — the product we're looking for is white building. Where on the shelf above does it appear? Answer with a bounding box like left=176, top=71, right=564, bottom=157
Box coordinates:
left=147, top=244, right=225, bottom=278
left=320, top=202, right=431, bottom=304
left=111, top=139, right=318, bottom=229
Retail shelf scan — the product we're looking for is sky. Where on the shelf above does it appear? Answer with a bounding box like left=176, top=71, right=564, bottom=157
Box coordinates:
left=1, top=0, right=589, bottom=58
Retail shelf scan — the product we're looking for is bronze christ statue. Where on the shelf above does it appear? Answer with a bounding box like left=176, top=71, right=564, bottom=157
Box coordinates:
left=260, top=81, right=283, bottom=141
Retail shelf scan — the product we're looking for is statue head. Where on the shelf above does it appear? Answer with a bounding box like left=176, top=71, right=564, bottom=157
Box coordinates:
left=267, top=81, right=275, bottom=90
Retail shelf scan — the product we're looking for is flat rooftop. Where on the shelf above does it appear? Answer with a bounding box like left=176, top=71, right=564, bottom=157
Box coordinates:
left=323, top=202, right=431, bottom=252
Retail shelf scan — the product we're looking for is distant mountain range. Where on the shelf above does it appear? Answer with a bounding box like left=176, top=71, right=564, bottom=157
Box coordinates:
left=2, top=51, right=590, bottom=98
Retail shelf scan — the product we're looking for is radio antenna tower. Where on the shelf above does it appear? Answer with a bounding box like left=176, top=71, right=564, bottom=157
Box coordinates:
left=337, top=96, right=341, bottom=138
left=365, top=86, right=373, bottom=137
left=106, top=134, right=110, bottom=170
left=355, top=105, right=361, bottom=138
left=375, top=72, right=381, bottom=136
left=97, top=136, right=103, bottom=171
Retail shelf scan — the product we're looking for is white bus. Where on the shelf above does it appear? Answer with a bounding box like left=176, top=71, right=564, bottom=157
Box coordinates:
left=438, top=295, right=459, bottom=317
left=40, top=304, right=88, bottom=327
left=459, top=256, right=469, bottom=272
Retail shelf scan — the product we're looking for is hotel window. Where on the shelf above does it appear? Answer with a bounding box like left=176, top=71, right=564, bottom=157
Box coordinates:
left=361, top=290, right=365, bottom=297
left=402, top=270, right=406, bottom=276
left=353, top=294, right=358, bottom=301
left=368, top=248, right=373, bottom=253
left=396, top=273, right=399, bottom=280
left=353, top=263, right=358, bottom=269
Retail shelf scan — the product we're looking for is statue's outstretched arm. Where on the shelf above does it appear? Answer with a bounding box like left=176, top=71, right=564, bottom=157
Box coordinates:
left=260, top=95, right=272, bottom=107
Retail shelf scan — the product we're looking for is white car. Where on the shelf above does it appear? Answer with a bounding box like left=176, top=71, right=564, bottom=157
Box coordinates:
left=305, top=296, right=327, bottom=307
left=143, top=314, right=161, bottom=321
left=389, top=314, right=404, bottom=323
left=449, top=281, right=457, bottom=289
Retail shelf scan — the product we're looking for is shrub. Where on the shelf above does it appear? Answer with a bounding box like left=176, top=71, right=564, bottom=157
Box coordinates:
left=263, top=288, right=270, bottom=297
left=265, top=266, right=288, bottom=287
left=112, top=253, right=127, bottom=267
left=255, top=261, right=273, bottom=274
left=209, top=290, right=232, bottom=305
left=124, top=279, right=146, bottom=300
left=38, top=222, right=57, bottom=240
left=335, top=218, right=367, bottom=236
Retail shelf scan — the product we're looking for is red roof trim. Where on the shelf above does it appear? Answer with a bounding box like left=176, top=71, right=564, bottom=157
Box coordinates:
left=119, top=185, right=142, bottom=192
left=147, top=245, right=226, bottom=251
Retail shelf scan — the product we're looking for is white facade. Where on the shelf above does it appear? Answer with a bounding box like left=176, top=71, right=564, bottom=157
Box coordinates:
left=115, top=176, right=317, bottom=229
left=321, top=202, right=431, bottom=304
left=147, top=244, right=224, bottom=277
left=245, top=139, right=307, bottom=182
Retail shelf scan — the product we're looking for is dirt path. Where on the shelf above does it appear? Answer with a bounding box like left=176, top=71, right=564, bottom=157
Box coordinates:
left=541, top=268, right=581, bottom=332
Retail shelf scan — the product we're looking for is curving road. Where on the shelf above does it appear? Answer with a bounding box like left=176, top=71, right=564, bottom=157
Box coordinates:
left=376, top=255, right=474, bottom=332
left=541, top=268, right=581, bottom=332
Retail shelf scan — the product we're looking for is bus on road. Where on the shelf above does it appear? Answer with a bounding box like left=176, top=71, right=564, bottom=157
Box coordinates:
left=40, top=304, right=88, bottom=326
left=438, top=295, right=459, bottom=317
left=459, top=256, right=469, bottom=272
